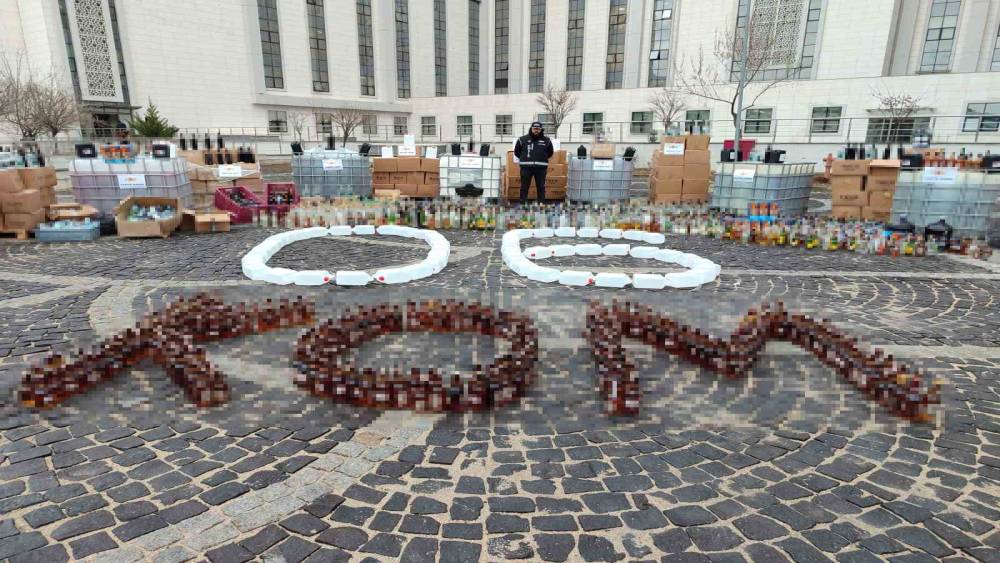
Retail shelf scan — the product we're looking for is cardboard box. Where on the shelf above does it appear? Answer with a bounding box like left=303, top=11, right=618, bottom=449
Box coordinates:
left=547, top=175, right=567, bottom=189
left=655, top=165, right=685, bottom=179
left=420, top=158, right=439, bottom=173
left=407, top=172, right=426, bottom=184
left=868, top=159, right=900, bottom=190
left=115, top=196, right=182, bottom=238
left=191, top=193, right=214, bottom=210
left=650, top=176, right=683, bottom=195
left=0, top=170, right=24, bottom=194
left=685, top=134, right=711, bottom=151
left=241, top=177, right=264, bottom=197
left=18, top=167, right=57, bottom=190
left=548, top=163, right=568, bottom=175
left=551, top=150, right=567, bottom=164
left=0, top=189, right=45, bottom=214
left=831, top=206, right=862, bottom=220
left=651, top=149, right=685, bottom=168
left=190, top=179, right=213, bottom=194
left=389, top=172, right=409, bottom=184
left=181, top=210, right=230, bottom=233
left=396, top=157, right=422, bottom=172
left=373, top=189, right=400, bottom=200
left=651, top=193, right=684, bottom=205
left=425, top=172, right=440, bottom=185
left=395, top=183, right=418, bottom=196
left=866, top=176, right=898, bottom=191
left=660, top=135, right=687, bottom=147
left=682, top=178, right=711, bottom=196
left=48, top=202, right=99, bottom=221
left=681, top=193, right=709, bottom=204
left=591, top=144, right=615, bottom=159
left=867, top=189, right=895, bottom=212
left=862, top=208, right=891, bottom=222
left=682, top=163, right=711, bottom=180
left=372, top=158, right=397, bottom=172
left=684, top=150, right=711, bottom=165
left=178, top=150, right=205, bottom=166
left=830, top=176, right=866, bottom=205
left=2, top=208, right=45, bottom=231
left=506, top=175, right=521, bottom=188
left=830, top=159, right=871, bottom=176
left=372, top=172, right=391, bottom=186
left=418, top=184, right=440, bottom=197
left=40, top=185, right=56, bottom=207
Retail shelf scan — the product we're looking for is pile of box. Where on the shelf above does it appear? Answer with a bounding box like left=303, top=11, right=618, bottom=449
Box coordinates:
left=0, top=167, right=58, bottom=233
left=830, top=159, right=900, bottom=221
left=372, top=157, right=440, bottom=198
left=503, top=150, right=568, bottom=200
left=181, top=151, right=262, bottom=211
left=648, top=135, right=712, bottom=205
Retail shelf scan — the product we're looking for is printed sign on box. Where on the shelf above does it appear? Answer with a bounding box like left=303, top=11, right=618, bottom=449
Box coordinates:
left=593, top=160, right=615, bottom=171
left=117, top=174, right=147, bottom=189
left=322, top=159, right=344, bottom=171
left=458, top=157, right=481, bottom=169
left=733, top=169, right=756, bottom=182
left=922, top=167, right=958, bottom=184
left=218, top=164, right=243, bottom=178
left=663, top=143, right=686, bottom=156
left=398, top=145, right=417, bottom=156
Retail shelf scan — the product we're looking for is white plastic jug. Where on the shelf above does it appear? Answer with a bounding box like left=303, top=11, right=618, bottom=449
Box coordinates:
left=259, top=267, right=299, bottom=285
left=654, top=248, right=683, bottom=264
left=376, top=225, right=406, bottom=236
left=643, top=232, right=666, bottom=245
left=336, top=270, right=373, bottom=286
left=524, top=264, right=561, bottom=283
left=575, top=244, right=603, bottom=256
left=632, top=273, right=668, bottom=289
left=623, top=230, right=647, bottom=241
left=629, top=246, right=660, bottom=259
left=554, top=227, right=577, bottom=238
left=594, top=272, right=632, bottom=288
left=373, top=267, right=415, bottom=284
left=328, top=225, right=353, bottom=236
left=576, top=227, right=600, bottom=238
left=598, top=228, right=623, bottom=240
left=551, top=244, right=576, bottom=257
left=352, top=225, right=376, bottom=235
left=291, top=270, right=334, bottom=286
left=559, top=270, right=594, bottom=286
left=532, top=228, right=555, bottom=238
left=523, top=246, right=554, bottom=260
left=603, top=244, right=630, bottom=256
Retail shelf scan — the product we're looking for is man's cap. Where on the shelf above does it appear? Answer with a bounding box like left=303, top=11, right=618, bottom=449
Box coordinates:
left=530, top=121, right=543, bottom=128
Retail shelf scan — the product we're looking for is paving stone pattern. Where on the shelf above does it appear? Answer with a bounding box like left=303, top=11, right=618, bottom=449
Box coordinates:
left=0, top=227, right=999, bottom=562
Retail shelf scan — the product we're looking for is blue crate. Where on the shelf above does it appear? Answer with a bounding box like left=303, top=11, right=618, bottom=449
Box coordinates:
left=34, top=222, right=101, bottom=242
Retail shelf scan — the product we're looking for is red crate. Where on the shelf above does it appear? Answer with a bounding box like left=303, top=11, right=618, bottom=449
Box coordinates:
left=214, top=186, right=264, bottom=224
left=265, top=182, right=299, bottom=214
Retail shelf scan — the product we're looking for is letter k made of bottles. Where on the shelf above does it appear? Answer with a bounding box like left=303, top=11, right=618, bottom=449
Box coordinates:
left=20, top=295, right=940, bottom=422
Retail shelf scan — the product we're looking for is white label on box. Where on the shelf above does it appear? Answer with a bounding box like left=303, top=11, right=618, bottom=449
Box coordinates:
left=922, top=167, right=958, bottom=184
left=992, top=161, right=1000, bottom=169
left=322, top=159, right=344, bottom=171
left=218, top=164, right=242, bottom=178
left=117, top=174, right=147, bottom=189
left=663, top=143, right=685, bottom=156
left=380, top=146, right=394, bottom=158
left=403, top=134, right=415, bottom=147
left=459, top=157, right=481, bottom=169
left=593, top=160, right=615, bottom=171
left=425, top=146, right=438, bottom=159
left=398, top=145, right=417, bottom=156
left=733, top=169, right=756, bottom=182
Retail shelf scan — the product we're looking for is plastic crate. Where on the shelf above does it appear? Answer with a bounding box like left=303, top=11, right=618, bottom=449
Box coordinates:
left=892, top=170, right=1000, bottom=237
left=567, top=157, right=634, bottom=203
left=439, top=155, right=502, bottom=199
left=69, top=157, right=193, bottom=218
left=292, top=151, right=372, bottom=198
left=711, top=162, right=814, bottom=215
left=214, top=185, right=264, bottom=224
left=34, top=221, right=101, bottom=242
left=265, top=182, right=299, bottom=214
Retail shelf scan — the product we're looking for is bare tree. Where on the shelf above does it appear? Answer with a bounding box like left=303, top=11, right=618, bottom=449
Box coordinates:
left=329, top=107, right=365, bottom=146
left=872, top=88, right=922, bottom=149
left=0, top=53, right=43, bottom=139
left=535, top=84, right=578, bottom=137
left=287, top=111, right=309, bottom=140
left=674, top=17, right=795, bottom=140
left=648, top=87, right=686, bottom=133
left=31, top=74, right=79, bottom=151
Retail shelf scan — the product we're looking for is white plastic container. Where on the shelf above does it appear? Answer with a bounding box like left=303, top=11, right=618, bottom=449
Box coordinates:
left=633, top=273, right=668, bottom=289
left=328, top=225, right=353, bottom=236
left=594, top=272, right=631, bottom=288
left=352, top=225, right=376, bottom=235
left=551, top=244, right=576, bottom=257
left=523, top=246, right=554, bottom=260
left=524, top=264, right=561, bottom=283
left=336, top=271, right=373, bottom=286
left=623, top=230, right=647, bottom=241
left=554, top=227, right=576, bottom=238
left=629, top=246, right=659, bottom=259
left=291, top=270, right=334, bottom=286
left=532, top=228, right=555, bottom=238
left=603, top=244, right=630, bottom=256
left=642, top=232, right=666, bottom=245
left=598, top=229, right=623, bottom=240
left=373, top=267, right=415, bottom=284
left=575, top=244, right=603, bottom=256
left=559, top=270, right=594, bottom=286
left=576, top=228, right=600, bottom=238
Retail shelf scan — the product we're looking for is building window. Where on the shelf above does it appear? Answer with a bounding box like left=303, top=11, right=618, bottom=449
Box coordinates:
left=495, top=0, right=509, bottom=93
left=316, top=113, right=333, bottom=135
left=963, top=103, right=1000, bottom=132
left=528, top=0, right=546, bottom=93
left=433, top=0, right=447, bottom=96
left=566, top=0, right=585, bottom=90
left=469, top=0, right=480, bottom=94
left=631, top=112, right=653, bottom=135
left=393, top=116, right=408, bottom=135
left=257, top=0, right=284, bottom=89
left=356, top=0, right=375, bottom=96
left=421, top=116, right=436, bottom=136
left=605, top=0, right=627, bottom=89
left=732, top=0, right=824, bottom=81
left=800, top=0, right=822, bottom=70
left=496, top=115, right=513, bottom=136
left=457, top=115, right=473, bottom=136
left=306, top=0, right=329, bottom=92
left=536, top=113, right=553, bottom=129
left=268, top=110, right=288, bottom=133
left=583, top=112, right=604, bottom=135
left=866, top=117, right=932, bottom=143
left=920, top=0, right=960, bottom=73
left=361, top=114, right=378, bottom=135
left=395, top=0, right=411, bottom=98
left=647, top=0, right=674, bottom=87
left=810, top=106, right=842, bottom=134
left=744, top=108, right=773, bottom=134
left=992, top=24, right=1000, bottom=71
left=685, top=110, right=711, bottom=133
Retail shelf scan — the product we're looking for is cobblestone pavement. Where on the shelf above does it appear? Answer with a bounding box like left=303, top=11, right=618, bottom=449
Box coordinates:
left=1, top=227, right=999, bottom=563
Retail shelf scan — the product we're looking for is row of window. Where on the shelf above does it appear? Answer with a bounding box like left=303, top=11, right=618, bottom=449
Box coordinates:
left=266, top=103, right=1000, bottom=139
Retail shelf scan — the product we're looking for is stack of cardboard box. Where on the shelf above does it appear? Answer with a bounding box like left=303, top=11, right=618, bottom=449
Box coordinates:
left=503, top=150, right=568, bottom=200
left=830, top=159, right=900, bottom=221
left=648, top=135, right=712, bottom=204
left=372, top=157, right=439, bottom=197
left=0, top=167, right=58, bottom=234
left=189, top=162, right=262, bottom=211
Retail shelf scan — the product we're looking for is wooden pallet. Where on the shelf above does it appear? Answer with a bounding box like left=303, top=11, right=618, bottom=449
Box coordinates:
left=0, top=229, right=29, bottom=240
